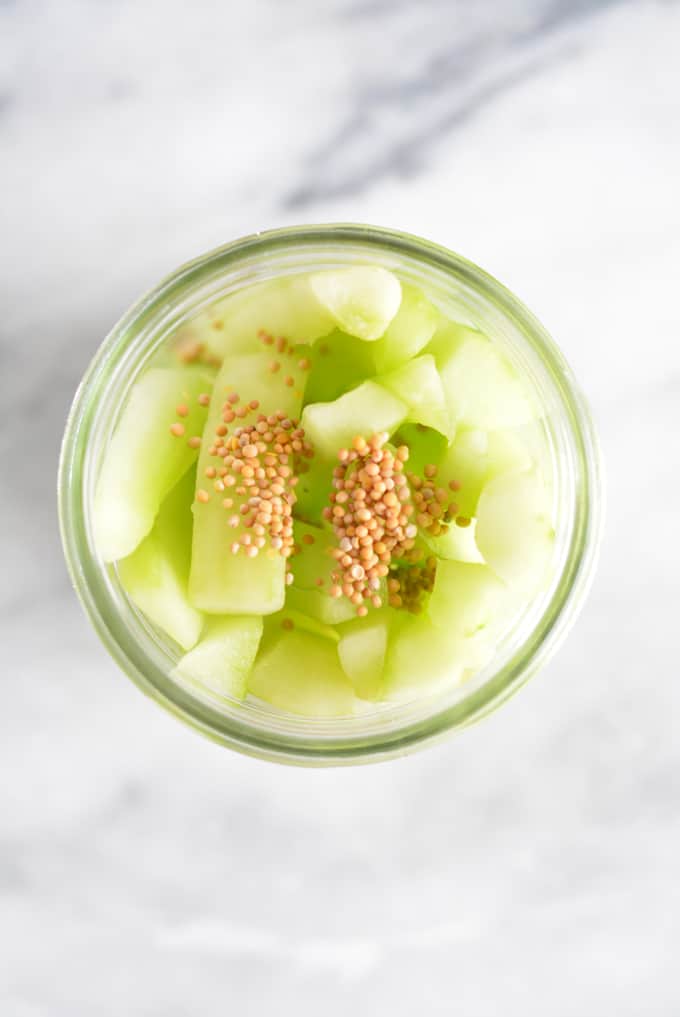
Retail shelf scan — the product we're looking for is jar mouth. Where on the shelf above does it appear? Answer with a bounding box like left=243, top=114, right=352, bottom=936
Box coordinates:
left=58, top=223, right=603, bottom=765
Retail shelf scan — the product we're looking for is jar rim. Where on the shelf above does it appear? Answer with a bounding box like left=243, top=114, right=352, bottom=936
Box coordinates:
left=58, top=223, right=603, bottom=765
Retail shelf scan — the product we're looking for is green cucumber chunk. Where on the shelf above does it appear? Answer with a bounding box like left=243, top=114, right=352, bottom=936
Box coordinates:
left=436, top=428, right=532, bottom=519
left=373, top=283, right=440, bottom=372
left=394, top=424, right=448, bottom=478
left=188, top=275, right=335, bottom=359
left=425, top=318, right=470, bottom=365
left=301, top=380, right=407, bottom=459
left=337, top=612, right=390, bottom=700
left=173, top=615, right=263, bottom=700
left=248, top=629, right=355, bottom=717
left=118, top=469, right=203, bottom=651
left=287, top=521, right=360, bottom=623
left=379, top=354, right=452, bottom=438
left=286, top=586, right=357, bottom=626
left=438, top=329, right=538, bottom=430
left=304, top=330, right=376, bottom=404
left=382, top=615, right=469, bottom=703
left=293, top=454, right=335, bottom=525
left=476, top=468, right=555, bottom=594
left=93, top=366, right=212, bottom=562
left=423, top=518, right=485, bottom=563
left=268, top=608, right=339, bottom=643
left=309, top=266, right=402, bottom=341
left=189, top=352, right=304, bottom=615
left=428, top=560, right=510, bottom=639
left=290, top=521, right=335, bottom=590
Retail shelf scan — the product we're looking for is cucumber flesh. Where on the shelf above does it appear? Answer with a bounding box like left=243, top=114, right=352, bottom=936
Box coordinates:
left=190, top=550, right=286, bottom=617
left=436, top=428, right=532, bottom=519
left=393, top=424, right=448, bottom=478
left=337, top=612, right=390, bottom=700
left=425, top=319, right=470, bottom=365
left=379, top=354, right=452, bottom=438
left=309, top=267, right=402, bottom=341
left=118, top=469, right=203, bottom=650
left=173, top=615, right=262, bottom=700
left=382, top=615, right=468, bottom=703
left=301, top=380, right=407, bottom=459
left=93, top=366, right=212, bottom=562
left=293, top=454, right=335, bottom=525
left=423, top=518, right=485, bottom=564
left=436, top=429, right=490, bottom=519
left=438, top=330, right=537, bottom=430
left=428, top=560, right=510, bottom=639
left=476, top=468, right=555, bottom=594
left=268, top=608, right=339, bottom=643
left=373, top=283, right=439, bottom=372
left=195, top=276, right=335, bottom=358
left=189, top=352, right=304, bottom=615
left=248, top=629, right=355, bottom=717
left=286, top=586, right=357, bottom=626
left=215, top=351, right=307, bottom=419
left=290, top=521, right=335, bottom=590
left=285, top=521, right=361, bottom=624
left=304, top=330, right=376, bottom=405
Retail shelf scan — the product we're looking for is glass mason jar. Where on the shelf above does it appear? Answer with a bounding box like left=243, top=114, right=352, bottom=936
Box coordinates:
left=58, top=224, right=602, bottom=765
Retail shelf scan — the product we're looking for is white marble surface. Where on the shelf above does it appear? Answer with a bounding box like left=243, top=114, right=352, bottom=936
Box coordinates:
left=2, top=1, right=680, bottom=1013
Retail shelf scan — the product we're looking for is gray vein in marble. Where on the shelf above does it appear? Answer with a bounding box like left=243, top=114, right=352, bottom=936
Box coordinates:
left=284, top=0, right=626, bottom=208
left=285, top=57, right=553, bottom=207
left=518, top=0, right=626, bottom=37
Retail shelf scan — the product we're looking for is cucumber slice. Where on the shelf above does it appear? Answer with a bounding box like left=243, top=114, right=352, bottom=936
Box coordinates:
left=423, top=517, right=484, bottom=564
left=309, top=267, right=402, bottom=341
left=379, top=354, right=452, bottom=438
left=394, top=424, right=448, bottom=478
left=290, top=521, right=335, bottom=590
left=304, top=330, right=376, bottom=405
left=173, top=615, right=263, bottom=700
left=285, top=521, right=359, bottom=625
left=193, top=276, right=335, bottom=358
left=268, top=608, right=339, bottom=643
left=216, top=351, right=307, bottom=419
left=293, top=454, right=335, bottom=524
left=486, top=429, right=533, bottom=476
left=301, top=381, right=407, bottom=459
left=511, top=419, right=554, bottom=492
left=189, top=352, right=305, bottom=615
left=118, top=470, right=203, bottom=651
left=286, top=586, right=357, bottom=625
left=191, top=550, right=286, bottom=617
left=337, top=612, right=390, bottom=700
left=373, top=283, right=440, bottom=372
left=93, top=366, right=212, bottom=562
left=428, top=560, right=509, bottom=638
left=476, top=468, right=555, bottom=594
left=438, top=330, right=537, bottom=430
left=382, top=615, right=468, bottom=703
left=248, top=629, right=355, bottom=717
left=436, top=429, right=489, bottom=519
left=425, top=319, right=470, bottom=365
left=436, top=428, right=532, bottom=519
